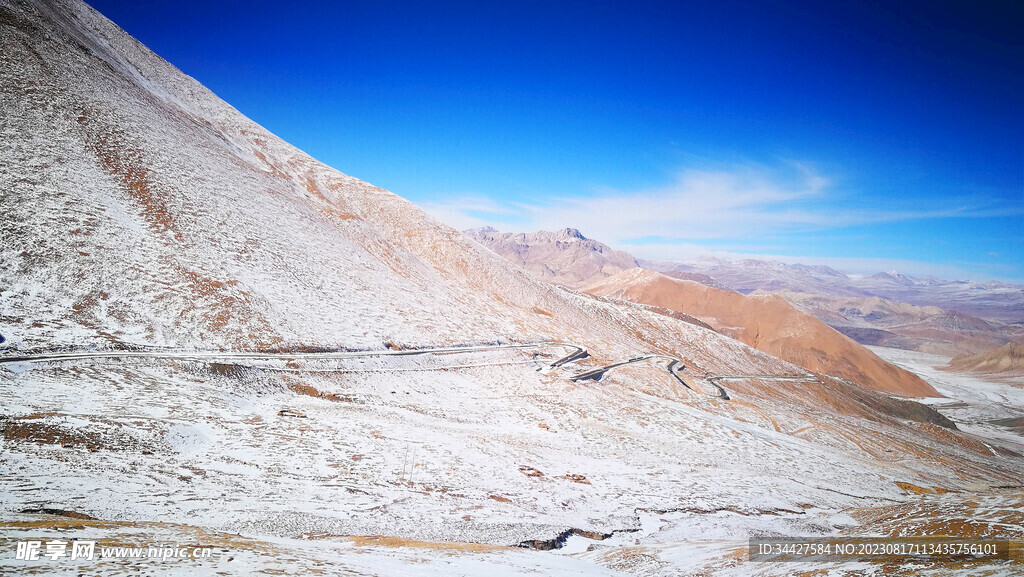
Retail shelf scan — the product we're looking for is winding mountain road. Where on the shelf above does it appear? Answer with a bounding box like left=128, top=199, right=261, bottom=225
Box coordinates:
left=0, top=341, right=586, bottom=371
left=568, top=359, right=820, bottom=400
left=0, top=341, right=771, bottom=401
left=568, top=354, right=730, bottom=399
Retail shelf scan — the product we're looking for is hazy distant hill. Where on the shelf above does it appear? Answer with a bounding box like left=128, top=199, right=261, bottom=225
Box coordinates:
left=946, top=343, right=1024, bottom=374
left=464, top=227, right=638, bottom=288
left=648, top=258, right=1024, bottom=324
left=772, top=290, right=1020, bottom=356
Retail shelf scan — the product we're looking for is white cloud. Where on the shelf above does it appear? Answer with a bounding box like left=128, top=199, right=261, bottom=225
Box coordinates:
left=524, top=167, right=830, bottom=241
left=417, top=162, right=1022, bottom=281
left=424, top=163, right=1017, bottom=244
left=419, top=195, right=526, bottom=231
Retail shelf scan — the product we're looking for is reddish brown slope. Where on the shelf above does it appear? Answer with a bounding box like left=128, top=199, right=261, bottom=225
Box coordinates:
left=586, top=269, right=939, bottom=397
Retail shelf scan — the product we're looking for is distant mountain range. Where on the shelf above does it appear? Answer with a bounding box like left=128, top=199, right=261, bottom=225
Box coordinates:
left=647, top=257, right=1024, bottom=324
left=468, top=228, right=1024, bottom=356
left=773, top=290, right=1018, bottom=356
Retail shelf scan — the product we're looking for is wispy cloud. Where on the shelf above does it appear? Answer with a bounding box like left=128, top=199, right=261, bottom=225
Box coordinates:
left=419, top=195, right=526, bottom=231
left=422, top=163, right=1018, bottom=244
left=418, top=162, right=1022, bottom=281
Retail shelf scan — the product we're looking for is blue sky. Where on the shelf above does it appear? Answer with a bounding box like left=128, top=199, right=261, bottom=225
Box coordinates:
left=90, top=0, right=1023, bottom=281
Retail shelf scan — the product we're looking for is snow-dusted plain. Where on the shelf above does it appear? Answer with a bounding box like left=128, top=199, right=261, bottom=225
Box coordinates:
left=1, top=0, right=1022, bottom=575
left=872, top=347, right=1024, bottom=460
left=4, top=345, right=1022, bottom=575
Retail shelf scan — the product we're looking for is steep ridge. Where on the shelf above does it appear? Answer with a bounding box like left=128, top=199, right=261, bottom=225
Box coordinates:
left=0, top=0, right=690, bottom=363
left=2, top=0, right=517, bottom=352
left=585, top=269, right=939, bottom=397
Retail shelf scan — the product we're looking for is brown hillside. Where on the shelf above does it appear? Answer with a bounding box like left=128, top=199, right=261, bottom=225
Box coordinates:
left=585, top=269, right=939, bottom=397
left=946, top=343, right=1024, bottom=374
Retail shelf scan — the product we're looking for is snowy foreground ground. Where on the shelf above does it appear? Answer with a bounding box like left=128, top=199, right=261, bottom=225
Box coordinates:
left=1, top=346, right=1022, bottom=576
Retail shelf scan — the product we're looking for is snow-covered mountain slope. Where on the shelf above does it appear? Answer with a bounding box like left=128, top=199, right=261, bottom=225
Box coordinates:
left=2, top=0, right=533, bottom=352
left=2, top=1, right=1023, bottom=575
left=1, top=0, right=724, bottom=362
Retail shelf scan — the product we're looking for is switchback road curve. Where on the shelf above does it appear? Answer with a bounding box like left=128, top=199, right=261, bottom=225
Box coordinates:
left=568, top=354, right=729, bottom=399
